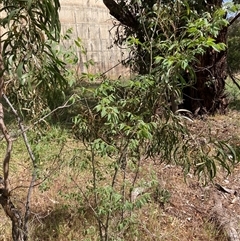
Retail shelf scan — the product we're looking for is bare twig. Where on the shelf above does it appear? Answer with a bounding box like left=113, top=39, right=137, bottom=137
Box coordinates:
left=9, top=143, right=65, bottom=193
left=100, top=56, right=130, bottom=77
left=70, top=175, right=106, bottom=230
left=0, top=94, right=76, bottom=140
left=89, top=146, right=104, bottom=240
left=27, top=95, right=76, bottom=132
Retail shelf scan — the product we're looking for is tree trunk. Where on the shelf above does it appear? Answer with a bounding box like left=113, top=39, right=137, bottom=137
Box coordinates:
left=103, top=0, right=138, bottom=29
left=182, top=27, right=228, bottom=115
left=0, top=35, right=26, bottom=241
left=103, top=0, right=229, bottom=115
left=0, top=189, right=26, bottom=241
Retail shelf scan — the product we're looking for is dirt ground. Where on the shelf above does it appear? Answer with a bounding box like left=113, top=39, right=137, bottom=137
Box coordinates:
left=147, top=109, right=240, bottom=241
left=1, top=109, right=240, bottom=241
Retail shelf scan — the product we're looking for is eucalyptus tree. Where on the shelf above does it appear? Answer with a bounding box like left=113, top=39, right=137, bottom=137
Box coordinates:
left=0, top=0, right=65, bottom=240
left=103, top=0, right=240, bottom=114
left=70, top=2, right=238, bottom=240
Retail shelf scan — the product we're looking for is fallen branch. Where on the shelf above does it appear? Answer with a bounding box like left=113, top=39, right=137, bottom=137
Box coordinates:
left=211, top=192, right=240, bottom=241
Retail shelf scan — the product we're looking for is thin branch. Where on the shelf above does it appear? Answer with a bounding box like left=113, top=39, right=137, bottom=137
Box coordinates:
left=9, top=142, right=65, bottom=193
left=227, top=66, right=240, bottom=91
left=0, top=94, right=76, bottom=140
left=229, top=12, right=240, bottom=26
left=2, top=92, right=70, bottom=239
left=29, top=95, right=75, bottom=131
left=0, top=101, right=25, bottom=240
left=100, top=56, right=131, bottom=78
left=70, top=175, right=106, bottom=230
left=90, top=146, right=104, bottom=240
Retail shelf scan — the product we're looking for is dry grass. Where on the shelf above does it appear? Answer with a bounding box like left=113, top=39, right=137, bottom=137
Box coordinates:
left=1, top=109, right=240, bottom=241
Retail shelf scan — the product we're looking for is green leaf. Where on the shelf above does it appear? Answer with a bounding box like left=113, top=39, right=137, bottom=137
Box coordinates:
left=16, top=62, right=24, bottom=80
left=180, top=59, right=188, bottom=70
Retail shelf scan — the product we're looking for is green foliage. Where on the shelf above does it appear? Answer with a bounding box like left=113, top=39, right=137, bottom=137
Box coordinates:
left=67, top=8, right=240, bottom=234
left=5, top=28, right=80, bottom=118
left=225, top=78, right=240, bottom=110
left=106, top=0, right=229, bottom=114
left=112, top=0, right=228, bottom=75
left=66, top=11, right=238, bottom=233
left=0, top=1, right=79, bottom=118
left=217, top=1, right=240, bottom=73
left=1, top=0, right=61, bottom=77
left=224, top=1, right=240, bottom=14
left=70, top=68, right=236, bottom=240
left=2, top=1, right=235, bottom=240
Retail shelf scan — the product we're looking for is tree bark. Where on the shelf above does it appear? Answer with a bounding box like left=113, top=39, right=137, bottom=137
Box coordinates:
left=0, top=188, right=25, bottom=241
left=103, top=0, right=229, bottom=115
left=103, top=0, right=138, bottom=29
left=0, top=34, right=26, bottom=241
left=183, top=27, right=228, bottom=115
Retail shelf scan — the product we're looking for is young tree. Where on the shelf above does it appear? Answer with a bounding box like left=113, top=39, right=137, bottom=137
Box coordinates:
left=0, top=1, right=64, bottom=240
left=103, top=0, right=240, bottom=114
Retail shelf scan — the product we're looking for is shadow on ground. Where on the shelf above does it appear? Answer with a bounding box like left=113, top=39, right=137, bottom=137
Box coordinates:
left=229, top=99, right=240, bottom=111
left=30, top=204, right=97, bottom=241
